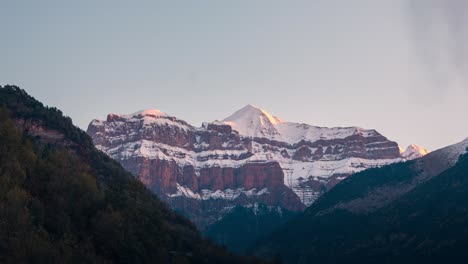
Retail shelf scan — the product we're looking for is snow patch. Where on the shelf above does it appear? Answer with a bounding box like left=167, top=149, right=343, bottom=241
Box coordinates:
left=168, top=184, right=269, bottom=201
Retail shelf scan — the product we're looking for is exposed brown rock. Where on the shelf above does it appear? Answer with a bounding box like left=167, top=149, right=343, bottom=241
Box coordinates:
left=87, top=110, right=404, bottom=228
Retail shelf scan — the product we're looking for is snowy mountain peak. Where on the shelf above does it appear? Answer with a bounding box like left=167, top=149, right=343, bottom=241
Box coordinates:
left=126, top=109, right=167, bottom=118
left=223, top=105, right=284, bottom=125
left=101, top=108, right=193, bottom=131
left=401, top=144, right=429, bottom=160
left=106, top=109, right=167, bottom=120
left=221, top=105, right=284, bottom=139
left=89, top=106, right=405, bottom=210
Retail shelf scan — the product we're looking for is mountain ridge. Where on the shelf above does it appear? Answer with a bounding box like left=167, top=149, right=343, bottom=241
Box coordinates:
left=98, top=105, right=428, bottom=154
left=87, top=104, right=425, bottom=232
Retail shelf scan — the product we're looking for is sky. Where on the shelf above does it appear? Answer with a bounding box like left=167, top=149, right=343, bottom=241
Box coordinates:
left=1, top=0, right=467, bottom=151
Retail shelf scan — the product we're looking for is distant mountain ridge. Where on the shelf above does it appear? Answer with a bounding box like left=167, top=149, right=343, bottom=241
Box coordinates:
left=87, top=104, right=426, bottom=230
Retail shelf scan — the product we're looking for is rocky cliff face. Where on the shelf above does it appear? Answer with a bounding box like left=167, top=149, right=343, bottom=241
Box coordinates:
left=87, top=105, right=424, bottom=228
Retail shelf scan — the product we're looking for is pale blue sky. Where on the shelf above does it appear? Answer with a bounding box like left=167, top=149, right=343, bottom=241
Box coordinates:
left=2, top=0, right=467, bottom=150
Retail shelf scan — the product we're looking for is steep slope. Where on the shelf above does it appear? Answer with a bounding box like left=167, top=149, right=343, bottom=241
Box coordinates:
left=253, top=138, right=468, bottom=263
left=87, top=104, right=415, bottom=232
left=0, top=85, right=264, bottom=264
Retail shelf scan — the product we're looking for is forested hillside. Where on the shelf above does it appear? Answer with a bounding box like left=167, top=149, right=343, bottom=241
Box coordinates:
left=0, top=85, right=264, bottom=264
left=253, top=145, right=468, bottom=263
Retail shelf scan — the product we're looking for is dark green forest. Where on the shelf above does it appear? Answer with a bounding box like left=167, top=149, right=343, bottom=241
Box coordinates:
left=205, top=204, right=298, bottom=254
left=0, top=85, right=265, bottom=264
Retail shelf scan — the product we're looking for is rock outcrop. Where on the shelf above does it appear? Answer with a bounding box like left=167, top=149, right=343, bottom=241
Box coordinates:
left=87, top=105, right=425, bottom=228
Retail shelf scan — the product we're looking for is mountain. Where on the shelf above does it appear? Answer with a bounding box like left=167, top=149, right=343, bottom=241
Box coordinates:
left=0, top=85, right=264, bottom=263
left=253, top=137, right=468, bottom=263
left=219, top=104, right=284, bottom=139
left=87, top=104, right=424, bottom=231
left=400, top=144, right=429, bottom=160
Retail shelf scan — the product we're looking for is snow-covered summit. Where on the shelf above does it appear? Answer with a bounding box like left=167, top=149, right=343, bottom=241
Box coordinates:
left=218, top=105, right=379, bottom=144
left=115, top=109, right=167, bottom=119
left=224, top=104, right=285, bottom=125
left=100, top=109, right=168, bottom=122
left=401, top=144, right=429, bottom=160
left=128, top=109, right=166, bottom=117
left=98, top=108, right=191, bottom=132
left=220, top=105, right=284, bottom=139
left=88, top=105, right=407, bottom=207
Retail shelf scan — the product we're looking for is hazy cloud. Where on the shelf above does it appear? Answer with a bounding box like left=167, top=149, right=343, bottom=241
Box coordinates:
left=408, top=0, right=468, bottom=95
